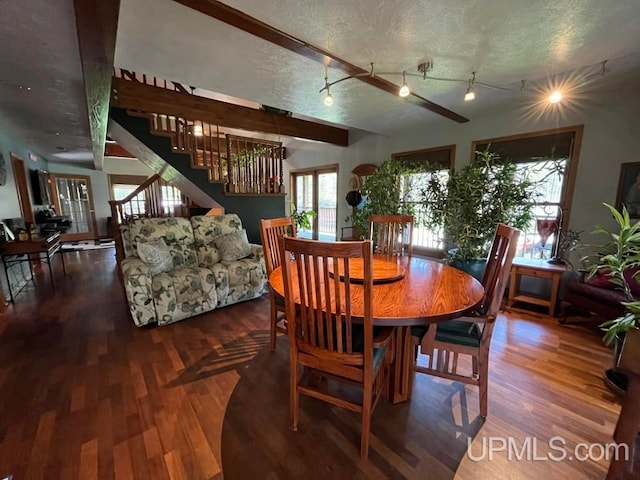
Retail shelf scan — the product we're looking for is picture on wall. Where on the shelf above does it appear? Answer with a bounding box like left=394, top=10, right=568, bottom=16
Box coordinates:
left=616, top=162, right=640, bottom=218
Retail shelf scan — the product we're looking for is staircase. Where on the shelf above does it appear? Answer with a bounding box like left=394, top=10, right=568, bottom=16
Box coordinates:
left=113, top=67, right=285, bottom=196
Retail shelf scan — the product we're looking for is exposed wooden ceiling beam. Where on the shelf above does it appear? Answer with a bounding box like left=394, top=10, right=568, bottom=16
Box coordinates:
left=173, top=0, right=469, bottom=124
left=73, top=0, right=121, bottom=170
left=110, top=77, right=349, bottom=146
left=105, top=142, right=135, bottom=158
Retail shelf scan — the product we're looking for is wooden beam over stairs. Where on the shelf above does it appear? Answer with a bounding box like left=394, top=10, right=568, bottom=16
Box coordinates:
left=73, top=0, right=121, bottom=170
left=110, top=77, right=349, bottom=147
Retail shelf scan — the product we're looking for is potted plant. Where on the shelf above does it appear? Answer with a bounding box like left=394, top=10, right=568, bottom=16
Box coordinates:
left=587, top=203, right=640, bottom=392
left=346, top=158, right=426, bottom=239
left=589, top=204, right=640, bottom=341
left=421, top=149, right=537, bottom=278
left=289, top=201, right=316, bottom=232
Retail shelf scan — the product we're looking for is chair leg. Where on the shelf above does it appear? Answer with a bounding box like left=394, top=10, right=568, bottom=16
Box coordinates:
left=361, top=385, right=372, bottom=459
left=290, top=361, right=299, bottom=431
left=478, top=354, right=489, bottom=418
left=269, top=297, right=277, bottom=351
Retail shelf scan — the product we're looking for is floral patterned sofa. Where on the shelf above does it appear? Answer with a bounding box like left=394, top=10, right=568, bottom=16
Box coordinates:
left=120, top=214, right=267, bottom=326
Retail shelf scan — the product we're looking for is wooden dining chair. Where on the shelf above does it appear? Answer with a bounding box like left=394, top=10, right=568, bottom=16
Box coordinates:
left=368, top=214, right=414, bottom=256
left=413, top=223, right=520, bottom=417
left=279, top=236, right=394, bottom=459
left=260, top=217, right=296, bottom=350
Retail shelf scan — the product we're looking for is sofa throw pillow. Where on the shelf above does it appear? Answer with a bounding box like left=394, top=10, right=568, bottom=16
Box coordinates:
left=137, top=238, right=173, bottom=275
left=214, top=229, right=252, bottom=262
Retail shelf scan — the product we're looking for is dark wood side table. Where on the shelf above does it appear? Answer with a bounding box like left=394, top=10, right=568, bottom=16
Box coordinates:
left=0, top=232, right=65, bottom=303
left=507, top=257, right=567, bottom=317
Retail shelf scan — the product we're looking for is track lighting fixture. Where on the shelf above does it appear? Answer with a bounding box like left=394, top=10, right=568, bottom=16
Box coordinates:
left=322, top=75, right=334, bottom=106
left=464, top=72, right=476, bottom=101
left=324, top=91, right=333, bottom=106
left=399, top=72, right=410, bottom=97
left=548, top=90, right=563, bottom=104
left=319, top=61, right=507, bottom=106
left=319, top=59, right=609, bottom=108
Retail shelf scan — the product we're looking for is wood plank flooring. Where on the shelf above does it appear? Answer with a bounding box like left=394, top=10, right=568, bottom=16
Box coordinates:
left=0, top=249, right=632, bottom=479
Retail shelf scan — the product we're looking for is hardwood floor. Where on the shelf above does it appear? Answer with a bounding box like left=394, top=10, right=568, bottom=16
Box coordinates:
left=0, top=249, right=631, bottom=479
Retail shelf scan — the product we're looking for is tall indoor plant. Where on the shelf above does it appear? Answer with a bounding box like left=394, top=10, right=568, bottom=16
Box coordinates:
left=421, top=149, right=537, bottom=276
left=589, top=203, right=640, bottom=345
left=587, top=203, right=640, bottom=393
left=347, top=158, right=427, bottom=238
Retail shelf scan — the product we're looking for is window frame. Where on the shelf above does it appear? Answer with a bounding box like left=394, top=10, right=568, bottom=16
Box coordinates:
left=391, top=144, right=456, bottom=258
left=470, top=124, right=584, bottom=258
left=290, top=163, right=339, bottom=240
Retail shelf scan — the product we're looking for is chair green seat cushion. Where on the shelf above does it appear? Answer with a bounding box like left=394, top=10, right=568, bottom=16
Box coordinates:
left=349, top=324, right=387, bottom=369
left=411, top=325, right=429, bottom=338
left=435, top=320, right=482, bottom=347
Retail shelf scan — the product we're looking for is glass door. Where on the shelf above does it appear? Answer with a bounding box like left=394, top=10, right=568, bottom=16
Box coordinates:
left=291, top=165, right=338, bottom=241
left=50, top=174, right=98, bottom=241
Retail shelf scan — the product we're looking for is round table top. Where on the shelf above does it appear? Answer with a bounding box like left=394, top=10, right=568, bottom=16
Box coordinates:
left=269, top=255, right=485, bottom=327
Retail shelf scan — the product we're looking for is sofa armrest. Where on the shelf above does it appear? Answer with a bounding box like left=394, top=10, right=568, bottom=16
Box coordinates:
left=121, top=256, right=150, bottom=276
left=120, top=257, right=157, bottom=327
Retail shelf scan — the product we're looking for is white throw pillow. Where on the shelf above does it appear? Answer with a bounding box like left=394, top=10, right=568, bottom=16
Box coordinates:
left=137, top=238, right=173, bottom=275
left=214, top=229, right=252, bottom=262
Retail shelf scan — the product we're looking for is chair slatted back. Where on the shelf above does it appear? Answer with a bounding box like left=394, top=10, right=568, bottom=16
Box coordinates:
left=280, top=237, right=374, bottom=361
left=478, top=224, right=520, bottom=319
left=368, top=214, right=414, bottom=256
left=260, top=217, right=296, bottom=275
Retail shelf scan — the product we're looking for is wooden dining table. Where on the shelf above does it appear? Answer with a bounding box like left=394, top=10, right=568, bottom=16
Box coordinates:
left=268, top=254, right=485, bottom=404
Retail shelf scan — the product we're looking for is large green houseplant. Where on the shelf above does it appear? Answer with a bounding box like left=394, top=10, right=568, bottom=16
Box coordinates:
left=589, top=203, right=640, bottom=345
left=421, top=149, right=537, bottom=273
left=347, top=158, right=427, bottom=238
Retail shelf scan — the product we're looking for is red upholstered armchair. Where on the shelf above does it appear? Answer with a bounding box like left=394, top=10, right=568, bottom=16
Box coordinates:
left=561, top=268, right=639, bottom=323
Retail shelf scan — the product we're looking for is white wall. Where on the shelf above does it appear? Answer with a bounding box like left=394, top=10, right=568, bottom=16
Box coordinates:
left=0, top=130, right=49, bottom=221
left=284, top=80, right=640, bottom=249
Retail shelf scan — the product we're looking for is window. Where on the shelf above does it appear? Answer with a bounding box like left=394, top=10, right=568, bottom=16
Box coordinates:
left=290, top=165, right=338, bottom=240
left=109, top=174, right=149, bottom=218
left=392, top=145, right=455, bottom=255
left=472, top=125, right=583, bottom=260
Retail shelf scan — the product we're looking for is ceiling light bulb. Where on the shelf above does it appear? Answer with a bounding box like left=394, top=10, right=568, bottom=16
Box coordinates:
left=464, top=90, right=475, bottom=101
left=549, top=90, right=562, bottom=104
left=324, top=92, right=333, bottom=106
left=399, top=71, right=410, bottom=97
left=193, top=124, right=203, bottom=136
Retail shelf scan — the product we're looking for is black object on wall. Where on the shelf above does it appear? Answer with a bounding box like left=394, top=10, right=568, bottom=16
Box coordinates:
left=29, top=169, right=52, bottom=205
left=109, top=108, right=286, bottom=244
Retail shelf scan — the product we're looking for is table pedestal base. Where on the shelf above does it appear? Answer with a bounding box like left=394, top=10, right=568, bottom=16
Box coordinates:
left=389, top=326, right=414, bottom=404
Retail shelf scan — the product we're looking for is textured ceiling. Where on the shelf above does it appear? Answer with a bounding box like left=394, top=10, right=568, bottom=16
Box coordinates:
left=0, top=0, right=92, bottom=164
left=115, top=0, right=640, bottom=136
left=2, top=0, right=640, bottom=169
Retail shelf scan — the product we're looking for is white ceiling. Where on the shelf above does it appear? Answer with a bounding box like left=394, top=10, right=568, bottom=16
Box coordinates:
left=115, top=0, right=640, bottom=136
left=1, top=0, right=640, bottom=168
left=0, top=0, right=92, bottom=164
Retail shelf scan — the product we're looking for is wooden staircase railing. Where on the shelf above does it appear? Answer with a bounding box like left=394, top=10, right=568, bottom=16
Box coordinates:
left=113, top=72, right=285, bottom=196
left=109, top=174, right=192, bottom=263
left=114, top=68, right=192, bottom=94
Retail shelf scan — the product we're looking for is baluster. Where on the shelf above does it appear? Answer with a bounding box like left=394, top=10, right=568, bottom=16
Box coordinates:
left=183, top=118, right=188, bottom=151
left=217, top=125, right=223, bottom=183
left=278, top=147, right=283, bottom=193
